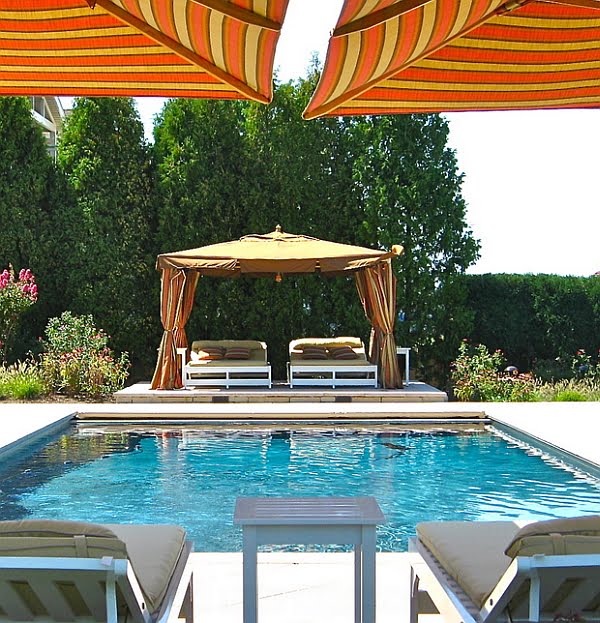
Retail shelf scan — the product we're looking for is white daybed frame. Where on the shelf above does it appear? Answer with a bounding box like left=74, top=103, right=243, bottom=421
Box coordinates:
left=287, top=337, right=378, bottom=388
left=177, top=347, right=271, bottom=389
left=288, top=362, right=378, bottom=388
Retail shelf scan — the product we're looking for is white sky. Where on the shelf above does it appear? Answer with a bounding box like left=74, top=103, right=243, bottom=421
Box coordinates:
left=63, top=0, right=600, bottom=277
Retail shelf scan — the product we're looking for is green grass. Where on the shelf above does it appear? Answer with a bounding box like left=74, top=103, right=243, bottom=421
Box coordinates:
left=552, top=390, right=587, bottom=402
left=534, top=378, right=600, bottom=402
left=0, top=361, right=48, bottom=401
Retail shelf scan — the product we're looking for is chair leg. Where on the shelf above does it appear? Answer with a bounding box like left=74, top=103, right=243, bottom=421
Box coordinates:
left=181, top=572, right=195, bottom=623
left=409, top=564, right=420, bottom=623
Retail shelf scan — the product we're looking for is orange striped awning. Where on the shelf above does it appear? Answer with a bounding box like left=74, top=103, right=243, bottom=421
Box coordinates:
left=0, top=0, right=289, bottom=103
left=304, top=0, right=600, bottom=118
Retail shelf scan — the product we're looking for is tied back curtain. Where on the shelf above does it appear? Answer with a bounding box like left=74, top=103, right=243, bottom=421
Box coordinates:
left=355, top=261, right=401, bottom=389
left=151, top=268, right=200, bottom=390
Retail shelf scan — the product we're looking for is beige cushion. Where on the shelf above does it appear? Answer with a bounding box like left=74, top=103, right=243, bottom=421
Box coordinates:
left=187, top=359, right=266, bottom=368
left=505, top=515, right=600, bottom=558
left=290, top=357, right=371, bottom=367
left=290, top=337, right=368, bottom=366
left=191, top=340, right=267, bottom=364
left=329, top=346, right=359, bottom=360
left=0, top=519, right=128, bottom=559
left=191, top=347, right=224, bottom=361
left=302, top=346, right=328, bottom=360
left=224, top=346, right=251, bottom=360
left=290, top=337, right=363, bottom=352
left=0, top=520, right=186, bottom=616
left=417, top=521, right=520, bottom=609
left=107, top=524, right=186, bottom=614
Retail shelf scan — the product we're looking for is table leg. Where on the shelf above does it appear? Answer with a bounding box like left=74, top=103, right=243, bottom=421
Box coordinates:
left=354, top=543, right=362, bottom=623
left=242, top=527, right=258, bottom=623
left=361, top=526, right=377, bottom=623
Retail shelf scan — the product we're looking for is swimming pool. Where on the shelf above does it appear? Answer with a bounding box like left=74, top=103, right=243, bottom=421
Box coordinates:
left=1, top=423, right=599, bottom=551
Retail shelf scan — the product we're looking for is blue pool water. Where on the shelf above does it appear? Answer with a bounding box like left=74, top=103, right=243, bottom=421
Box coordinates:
left=1, top=424, right=600, bottom=551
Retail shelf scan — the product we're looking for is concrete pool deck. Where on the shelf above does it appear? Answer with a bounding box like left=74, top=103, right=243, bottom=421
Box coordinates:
left=191, top=552, right=417, bottom=623
left=0, top=400, right=598, bottom=622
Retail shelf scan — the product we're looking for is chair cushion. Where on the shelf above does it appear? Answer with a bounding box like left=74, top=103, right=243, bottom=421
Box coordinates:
left=301, top=346, right=328, bottom=360
left=191, top=340, right=267, bottom=364
left=417, top=521, right=520, bottom=609
left=291, top=337, right=363, bottom=350
left=224, top=346, right=251, bottom=360
left=0, top=520, right=186, bottom=616
left=107, top=523, right=187, bottom=614
left=329, top=346, right=359, bottom=360
left=191, top=347, right=224, bottom=361
left=0, top=519, right=128, bottom=559
left=504, top=515, right=600, bottom=557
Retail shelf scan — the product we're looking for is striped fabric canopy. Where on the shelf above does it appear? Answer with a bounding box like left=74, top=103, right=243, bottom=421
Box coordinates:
left=0, top=0, right=289, bottom=103
left=304, top=0, right=600, bottom=119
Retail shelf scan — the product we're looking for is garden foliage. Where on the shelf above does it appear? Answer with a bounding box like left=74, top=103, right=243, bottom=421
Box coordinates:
left=463, top=274, right=600, bottom=374
left=451, top=340, right=536, bottom=402
left=0, top=266, right=37, bottom=361
left=0, top=359, right=46, bottom=400
left=40, top=311, right=129, bottom=398
left=6, top=87, right=598, bottom=392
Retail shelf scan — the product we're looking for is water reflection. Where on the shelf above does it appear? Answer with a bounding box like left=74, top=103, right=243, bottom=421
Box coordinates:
left=1, top=423, right=599, bottom=551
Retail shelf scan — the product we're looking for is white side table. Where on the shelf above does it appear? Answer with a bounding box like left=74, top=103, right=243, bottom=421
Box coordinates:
left=234, top=496, right=385, bottom=623
left=396, top=347, right=411, bottom=385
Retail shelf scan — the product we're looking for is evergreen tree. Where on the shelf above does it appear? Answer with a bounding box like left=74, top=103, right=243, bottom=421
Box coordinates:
left=354, top=114, right=480, bottom=384
left=57, top=97, right=156, bottom=374
left=0, top=97, right=54, bottom=270
left=0, top=96, right=63, bottom=358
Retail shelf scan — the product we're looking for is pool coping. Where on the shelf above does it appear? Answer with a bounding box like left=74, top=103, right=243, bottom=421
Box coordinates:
left=1, top=402, right=599, bottom=472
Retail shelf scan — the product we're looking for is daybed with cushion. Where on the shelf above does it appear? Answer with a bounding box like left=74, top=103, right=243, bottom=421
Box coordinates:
left=408, top=516, right=600, bottom=623
left=288, top=337, right=378, bottom=388
left=178, top=339, right=271, bottom=388
left=0, top=519, right=194, bottom=623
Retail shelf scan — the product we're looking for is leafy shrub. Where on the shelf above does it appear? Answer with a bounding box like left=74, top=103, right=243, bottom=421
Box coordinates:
left=463, top=274, right=600, bottom=372
left=571, top=348, right=600, bottom=381
left=0, top=360, right=47, bottom=400
left=40, top=312, right=129, bottom=398
left=0, top=266, right=38, bottom=362
left=451, top=340, right=536, bottom=402
left=531, top=357, right=573, bottom=383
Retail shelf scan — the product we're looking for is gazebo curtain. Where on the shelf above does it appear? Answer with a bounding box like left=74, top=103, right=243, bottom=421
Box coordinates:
left=355, top=261, right=401, bottom=389
left=151, top=268, right=200, bottom=390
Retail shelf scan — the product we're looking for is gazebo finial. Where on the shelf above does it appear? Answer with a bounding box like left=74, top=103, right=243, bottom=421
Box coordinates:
left=275, top=224, right=282, bottom=233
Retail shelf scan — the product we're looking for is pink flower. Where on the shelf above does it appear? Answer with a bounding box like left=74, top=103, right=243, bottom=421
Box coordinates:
left=19, top=269, right=25, bottom=280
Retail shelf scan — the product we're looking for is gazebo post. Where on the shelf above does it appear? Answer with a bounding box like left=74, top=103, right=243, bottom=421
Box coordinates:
left=355, top=261, right=402, bottom=389
left=151, top=268, right=199, bottom=390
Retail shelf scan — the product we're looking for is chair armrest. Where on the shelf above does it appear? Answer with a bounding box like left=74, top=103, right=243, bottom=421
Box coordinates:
left=176, top=348, right=187, bottom=356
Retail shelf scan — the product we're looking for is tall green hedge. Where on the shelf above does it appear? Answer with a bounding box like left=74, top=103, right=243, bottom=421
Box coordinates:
left=463, top=274, right=600, bottom=371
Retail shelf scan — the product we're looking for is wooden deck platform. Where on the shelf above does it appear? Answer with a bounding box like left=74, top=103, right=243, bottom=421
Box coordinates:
left=114, top=381, right=448, bottom=404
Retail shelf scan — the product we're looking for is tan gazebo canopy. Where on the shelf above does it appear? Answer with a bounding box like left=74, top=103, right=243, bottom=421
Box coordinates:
left=152, top=226, right=404, bottom=390
left=157, top=226, right=402, bottom=276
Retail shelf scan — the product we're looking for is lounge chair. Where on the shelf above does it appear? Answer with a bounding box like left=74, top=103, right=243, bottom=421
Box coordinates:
left=408, top=516, right=600, bottom=623
left=287, top=337, right=378, bottom=388
left=178, top=339, right=271, bottom=389
left=0, top=519, right=194, bottom=623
